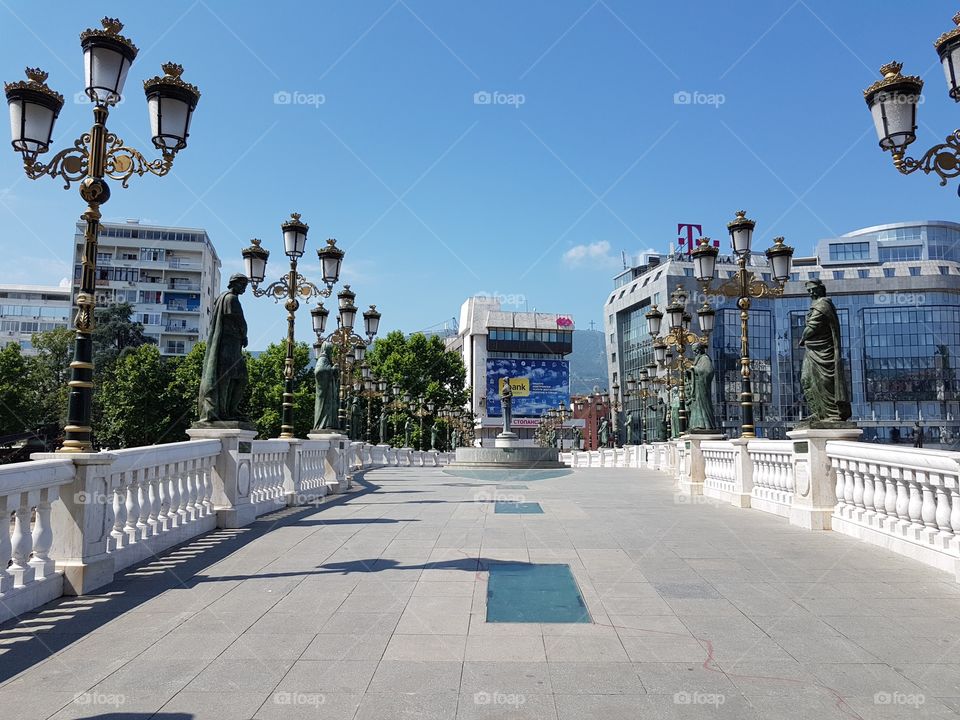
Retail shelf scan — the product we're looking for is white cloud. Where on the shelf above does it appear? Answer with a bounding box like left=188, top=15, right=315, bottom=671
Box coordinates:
left=562, top=240, right=620, bottom=268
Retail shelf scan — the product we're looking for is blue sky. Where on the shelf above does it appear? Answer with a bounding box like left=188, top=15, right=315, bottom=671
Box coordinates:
left=1, top=1, right=958, bottom=348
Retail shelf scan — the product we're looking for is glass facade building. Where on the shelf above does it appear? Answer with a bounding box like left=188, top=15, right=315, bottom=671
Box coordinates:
left=604, top=221, right=960, bottom=446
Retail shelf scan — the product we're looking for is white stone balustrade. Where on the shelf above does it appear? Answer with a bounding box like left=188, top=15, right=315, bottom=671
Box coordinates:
left=250, top=440, right=289, bottom=516
left=703, top=441, right=737, bottom=499
left=829, top=442, right=960, bottom=578
left=748, top=440, right=795, bottom=518
left=0, top=457, right=75, bottom=623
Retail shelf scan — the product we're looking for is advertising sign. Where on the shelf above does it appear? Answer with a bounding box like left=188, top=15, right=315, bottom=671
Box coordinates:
left=486, top=358, right=570, bottom=416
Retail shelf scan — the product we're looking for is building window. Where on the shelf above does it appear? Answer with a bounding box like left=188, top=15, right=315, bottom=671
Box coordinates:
left=940, top=266, right=950, bottom=275
left=879, top=245, right=922, bottom=262
left=857, top=269, right=869, bottom=279
left=165, top=340, right=186, bottom=354
left=138, top=291, right=162, bottom=304
left=683, top=267, right=693, bottom=277
left=909, top=266, right=921, bottom=276
left=140, top=248, right=165, bottom=262
left=611, top=352, right=616, bottom=363
left=828, top=242, right=870, bottom=261
left=808, top=271, right=820, bottom=280
left=833, top=270, right=845, bottom=280
left=789, top=272, right=799, bottom=282
left=884, top=267, right=895, bottom=278
left=140, top=313, right=161, bottom=326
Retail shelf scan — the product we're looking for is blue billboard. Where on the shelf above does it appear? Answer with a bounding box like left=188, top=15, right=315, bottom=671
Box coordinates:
left=486, top=358, right=570, bottom=416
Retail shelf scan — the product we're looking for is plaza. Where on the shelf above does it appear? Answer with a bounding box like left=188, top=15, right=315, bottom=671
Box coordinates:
left=3, top=461, right=960, bottom=719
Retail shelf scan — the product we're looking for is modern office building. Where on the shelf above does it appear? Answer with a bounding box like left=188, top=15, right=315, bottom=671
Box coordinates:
left=604, top=220, right=960, bottom=445
left=72, top=220, right=221, bottom=356
left=446, top=296, right=581, bottom=446
left=0, top=284, right=72, bottom=355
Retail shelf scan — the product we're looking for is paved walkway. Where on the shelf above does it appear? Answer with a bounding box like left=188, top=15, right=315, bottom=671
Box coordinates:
left=3, top=466, right=960, bottom=719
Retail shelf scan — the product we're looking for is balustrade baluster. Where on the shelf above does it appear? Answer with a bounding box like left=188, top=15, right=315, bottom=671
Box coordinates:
left=185, top=458, right=198, bottom=523
left=168, top=461, right=182, bottom=529
left=906, top=471, right=924, bottom=529
left=861, top=462, right=874, bottom=514
left=934, top=485, right=953, bottom=538
left=871, top=464, right=885, bottom=517
left=137, top=468, right=152, bottom=539
left=950, top=485, right=960, bottom=537
left=150, top=464, right=165, bottom=535
left=29, top=488, right=55, bottom=578
left=0, top=496, right=11, bottom=594
left=126, top=469, right=142, bottom=544
left=844, top=465, right=855, bottom=506
left=894, top=469, right=910, bottom=524
left=834, top=459, right=846, bottom=511
left=10, top=495, right=35, bottom=587
left=920, top=472, right=938, bottom=530
left=202, top=457, right=214, bottom=516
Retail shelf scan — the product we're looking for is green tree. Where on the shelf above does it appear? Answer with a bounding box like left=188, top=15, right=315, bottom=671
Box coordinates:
left=97, top=344, right=175, bottom=448
left=0, top=343, right=37, bottom=435
left=163, top=341, right=207, bottom=441
left=245, top=341, right=314, bottom=438
left=367, top=331, right=468, bottom=409
left=28, top=327, right=74, bottom=429
left=92, top=302, right=154, bottom=377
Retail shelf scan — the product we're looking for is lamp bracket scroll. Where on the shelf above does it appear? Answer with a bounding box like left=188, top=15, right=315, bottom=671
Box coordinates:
left=23, top=134, right=90, bottom=188
left=895, top=130, right=960, bottom=191
left=103, top=132, right=173, bottom=187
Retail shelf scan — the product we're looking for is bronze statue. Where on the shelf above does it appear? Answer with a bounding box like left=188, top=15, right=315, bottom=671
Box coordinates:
left=625, top=410, right=634, bottom=445
left=687, top=342, right=717, bottom=431
left=198, top=274, right=249, bottom=423
left=573, top=426, right=582, bottom=449
left=378, top=408, right=389, bottom=444
left=404, top=417, right=412, bottom=447
left=451, top=427, right=461, bottom=449
left=598, top=417, right=610, bottom=447
left=657, top=397, right=669, bottom=441
left=800, top=280, right=851, bottom=422
left=313, top=342, right=340, bottom=431
left=430, top=423, right=439, bottom=450
left=670, top=386, right=681, bottom=438
left=499, top=377, right=513, bottom=434
left=349, top=395, right=364, bottom=440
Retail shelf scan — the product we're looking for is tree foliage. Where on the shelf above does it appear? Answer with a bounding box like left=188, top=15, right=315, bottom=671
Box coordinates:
left=0, top=344, right=36, bottom=436
left=92, top=302, right=154, bottom=377
left=245, top=341, right=314, bottom=439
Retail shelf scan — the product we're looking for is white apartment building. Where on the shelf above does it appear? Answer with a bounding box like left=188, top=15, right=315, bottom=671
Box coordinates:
left=0, top=284, right=72, bottom=355
left=72, top=220, right=221, bottom=356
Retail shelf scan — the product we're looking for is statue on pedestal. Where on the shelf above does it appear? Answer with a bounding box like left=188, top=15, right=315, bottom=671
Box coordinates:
left=573, top=426, right=582, bottom=449
left=499, top=377, right=513, bottom=435
left=312, top=342, right=340, bottom=431
left=430, top=423, right=439, bottom=450
left=349, top=396, right=364, bottom=440
left=799, top=280, right=852, bottom=423
left=378, top=408, right=389, bottom=444
left=404, top=417, right=412, bottom=447
left=625, top=410, right=634, bottom=445
left=198, top=274, right=249, bottom=424
left=599, top=417, right=610, bottom=447
left=670, top=387, right=681, bottom=439
left=657, top=398, right=668, bottom=441
left=451, top=427, right=461, bottom=449
left=686, top=342, right=717, bottom=431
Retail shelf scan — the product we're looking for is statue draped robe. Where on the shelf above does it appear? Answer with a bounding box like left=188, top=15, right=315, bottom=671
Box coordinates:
left=313, top=345, right=340, bottom=430
left=198, top=288, right=247, bottom=422
left=801, top=297, right=851, bottom=421
left=687, top=353, right=717, bottom=431
left=625, top=412, right=634, bottom=445
left=378, top=410, right=389, bottom=444
left=670, top=388, right=681, bottom=439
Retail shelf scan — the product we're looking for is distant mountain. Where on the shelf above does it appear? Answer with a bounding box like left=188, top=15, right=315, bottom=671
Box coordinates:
left=568, top=329, right=607, bottom=395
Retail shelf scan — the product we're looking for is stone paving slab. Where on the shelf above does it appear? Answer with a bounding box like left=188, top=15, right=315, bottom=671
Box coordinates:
left=2, top=465, right=960, bottom=718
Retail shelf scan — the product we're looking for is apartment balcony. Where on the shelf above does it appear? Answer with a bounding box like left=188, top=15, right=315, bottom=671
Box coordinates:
left=164, top=325, right=199, bottom=334
left=167, top=282, right=201, bottom=291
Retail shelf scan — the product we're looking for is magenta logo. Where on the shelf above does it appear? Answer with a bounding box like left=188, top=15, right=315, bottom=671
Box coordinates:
left=556, top=316, right=573, bottom=327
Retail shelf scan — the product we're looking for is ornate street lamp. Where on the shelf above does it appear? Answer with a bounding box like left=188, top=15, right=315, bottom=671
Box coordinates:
left=693, top=210, right=794, bottom=438
left=242, top=213, right=342, bottom=438
left=313, top=282, right=380, bottom=437
left=863, top=13, right=960, bottom=194
left=4, top=17, right=200, bottom=452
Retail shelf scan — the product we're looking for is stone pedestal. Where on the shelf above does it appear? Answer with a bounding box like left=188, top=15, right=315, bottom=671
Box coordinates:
left=729, top=437, right=753, bottom=508
left=787, top=425, right=862, bottom=530
left=187, top=426, right=258, bottom=529
left=36, top=452, right=116, bottom=595
left=307, top=431, right=350, bottom=492
left=495, top=432, right=519, bottom=449
left=677, top=433, right=725, bottom=497
left=371, top=444, right=389, bottom=465
left=398, top=447, right=414, bottom=467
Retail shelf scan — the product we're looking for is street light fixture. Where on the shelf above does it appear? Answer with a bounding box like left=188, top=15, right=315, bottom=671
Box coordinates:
left=862, top=13, right=960, bottom=194
left=4, top=17, right=200, bottom=453
left=242, top=213, right=341, bottom=439
left=692, top=210, right=794, bottom=438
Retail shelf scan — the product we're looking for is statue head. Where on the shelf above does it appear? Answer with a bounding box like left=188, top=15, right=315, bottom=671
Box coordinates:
left=804, top=279, right=827, bottom=299
left=695, top=341, right=708, bottom=355
left=316, top=341, right=335, bottom=368
left=228, top=273, right=249, bottom=294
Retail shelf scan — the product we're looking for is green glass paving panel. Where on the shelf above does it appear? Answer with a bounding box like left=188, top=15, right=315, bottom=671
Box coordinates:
left=494, top=501, right=543, bottom=514
left=486, top=563, right=591, bottom=623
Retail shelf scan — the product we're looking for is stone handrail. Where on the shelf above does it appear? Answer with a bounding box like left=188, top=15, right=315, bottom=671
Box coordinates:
left=0, top=458, right=77, bottom=622
left=702, top=440, right=737, bottom=496
left=747, top=439, right=794, bottom=518
left=829, top=441, right=960, bottom=576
